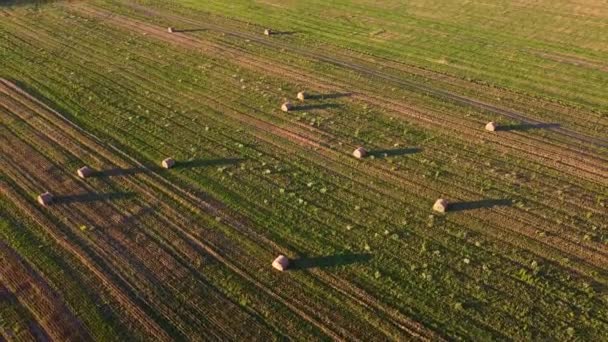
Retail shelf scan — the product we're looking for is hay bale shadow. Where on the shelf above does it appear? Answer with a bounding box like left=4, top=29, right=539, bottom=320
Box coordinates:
left=290, top=253, right=372, bottom=270
left=449, top=199, right=512, bottom=212
left=0, top=0, right=52, bottom=7
left=173, top=158, right=243, bottom=169
left=294, top=103, right=340, bottom=111
left=307, top=92, right=352, bottom=100
left=369, top=147, right=422, bottom=158
left=497, top=123, right=560, bottom=132
left=95, top=167, right=155, bottom=177
left=54, top=192, right=135, bottom=204
left=173, top=28, right=207, bottom=33
left=272, top=31, right=299, bottom=36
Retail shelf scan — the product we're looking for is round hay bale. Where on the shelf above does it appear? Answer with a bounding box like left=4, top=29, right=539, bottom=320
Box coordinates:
left=272, top=255, right=289, bottom=271
left=77, top=166, right=94, bottom=179
left=264, top=28, right=272, bottom=36
left=352, top=147, right=367, bottom=159
left=297, top=91, right=306, bottom=101
left=485, top=121, right=497, bottom=132
left=433, top=198, right=449, bottom=213
left=161, top=157, right=175, bottom=169
left=37, top=192, right=53, bottom=206
left=281, top=102, right=292, bottom=112
left=167, top=27, right=174, bottom=33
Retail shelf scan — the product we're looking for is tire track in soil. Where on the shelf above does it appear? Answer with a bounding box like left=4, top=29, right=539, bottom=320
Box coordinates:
left=67, top=4, right=608, bottom=187
left=0, top=241, right=91, bottom=341
left=1, top=79, right=436, bottom=340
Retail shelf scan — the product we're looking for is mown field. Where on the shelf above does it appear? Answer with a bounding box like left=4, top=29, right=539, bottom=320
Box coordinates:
left=0, top=0, right=607, bottom=340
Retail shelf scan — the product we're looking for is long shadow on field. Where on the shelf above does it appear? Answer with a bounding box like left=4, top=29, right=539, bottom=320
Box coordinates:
left=307, top=92, right=352, bottom=100
left=0, top=0, right=45, bottom=7
left=497, top=123, right=560, bottom=132
left=54, top=192, right=135, bottom=204
left=294, top=103, right=341, bottom=111
left=369, top=147, right=422, bottom=158
left=290, top=253, right=372, bottom=270
left=173, top=158, right=243, bottom=169
left=174, top=28, right=207, bottom=33
left=449, top=199, right=512, bottom=212
left=96, top=166, right=155, bottom=177
left=271, top=31, right=299, bottom=36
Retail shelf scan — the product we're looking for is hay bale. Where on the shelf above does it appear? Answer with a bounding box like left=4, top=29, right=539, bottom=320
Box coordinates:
left=433, top=198, right=449, bottom=213
left=485, top=121, right=497, bottom=132
left=167, top=27, right=174, bottom=33
left=272, top=255, right=289, bottom=271
left=161, top=157, right=175, bottom=169
left=37, top=192, right=53, bottom=206
left=264, top=28, right=272, bottom=36
left=281, top=102, right=292, bottom=112
left=352, top=147, right=367, bottom=159
left=297, top=91, right=306, bottom=101
left=77, top=166, right=94, bottom=179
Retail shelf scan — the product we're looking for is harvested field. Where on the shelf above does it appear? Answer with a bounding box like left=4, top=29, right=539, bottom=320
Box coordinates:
left=1, top=1, right=607, bottom=340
